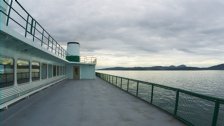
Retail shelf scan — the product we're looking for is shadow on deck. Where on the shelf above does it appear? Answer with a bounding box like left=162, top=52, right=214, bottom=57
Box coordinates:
left=0, top=78, right=184, bottom=126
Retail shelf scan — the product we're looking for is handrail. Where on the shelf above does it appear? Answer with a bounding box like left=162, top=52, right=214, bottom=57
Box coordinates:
left=80, top=56, right=97, bottom=64
left=1, top=0, right=97, bottom=63
left=96, top=72, right=224, bottom=126
left=1, top=0, right=68, bottom=59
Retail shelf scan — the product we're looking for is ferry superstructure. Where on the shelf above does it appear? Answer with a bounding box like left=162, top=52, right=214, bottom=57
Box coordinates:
left=0, top=0, right=96, bottom=109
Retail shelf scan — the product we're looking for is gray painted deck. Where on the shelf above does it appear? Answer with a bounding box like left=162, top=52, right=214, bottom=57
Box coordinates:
left=0, top=78, right=185, bottom=126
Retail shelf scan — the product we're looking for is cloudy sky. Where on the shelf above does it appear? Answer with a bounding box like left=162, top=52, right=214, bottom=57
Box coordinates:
left=19, top=0, right=224, bottom=68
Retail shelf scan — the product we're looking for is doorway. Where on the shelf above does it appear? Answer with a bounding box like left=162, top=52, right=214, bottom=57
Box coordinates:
left=73, top=66, right=80, bottom=80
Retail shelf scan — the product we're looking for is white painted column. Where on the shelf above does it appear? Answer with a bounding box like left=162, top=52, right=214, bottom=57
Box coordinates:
left=40, top=63, right=42, bottom=80
left=29, top=60, right=32, bottom=83
left=52, top=65, right=53, bottom=78
left=14, top=57, right=17, bottom=86
left=56, top=65, right=57, bottom=77
left=46, top=64, right=48, bottom=79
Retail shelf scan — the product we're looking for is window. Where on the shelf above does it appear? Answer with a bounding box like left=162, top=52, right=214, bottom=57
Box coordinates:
left=60, top=66, right=62, bottom=75
left=57, top=66, right=59, bottom=76
left=64, top=66, right=66, bottom=75
left=48, top=64, right=52, bottom=78
left=53, top=65, right=56, bottom=77
left=0, top=56, right=14, bottom=88
left=32, top=61, right=40, bottom=81
left=41, top=63, right=47, bottom=79
left=61, top=66, right=64, bottom=75
left=17, top=59, right=29, bottom=84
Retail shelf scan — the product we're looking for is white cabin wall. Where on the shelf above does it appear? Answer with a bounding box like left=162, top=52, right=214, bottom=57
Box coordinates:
left=66, top=64, right=96, bottom=80
left=66, top=64, right=73, bottom=79
left=80, top=65, right=96, bottom=79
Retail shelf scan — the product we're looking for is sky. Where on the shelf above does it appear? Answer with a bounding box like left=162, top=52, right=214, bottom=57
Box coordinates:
left=18, top=0, right=224, bottom=68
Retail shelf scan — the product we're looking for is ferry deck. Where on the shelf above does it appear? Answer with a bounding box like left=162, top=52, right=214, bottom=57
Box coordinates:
left=1, top=0, right=223, bottom=126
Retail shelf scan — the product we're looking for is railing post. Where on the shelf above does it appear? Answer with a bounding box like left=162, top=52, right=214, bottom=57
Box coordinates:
left=127, top=79, right=129, bottom=92
left=55, top=43, right=57, bottom=54
left=51, top=41, right=54, bottom=52
left=25, top=14, right=29, bottom=37
left=108, top=75, right=110, bottom=82
left=121, top=78, right=123, bottom=89
left=136, top=81, right=139, bottom=96
left=32, top=20, right=36, bottom=42
left=6, top=0, right=13, bottom=26
left=30, top=18, right=34, bottom=35
left=112, top=76, right=114, bottom=84
left=58, top=46, right=60, bottom=56
left=47, top=35, right=50, bottom=49
left=116, top=76, right=117, bottom=86
left=41, top=30, right=44, bottom=45
left=212, top=101, right=220, bottom=126
left=174, top=90, right=179, bottom=116
left=111, top=76, right=113, bottom=84
left=151, top=84, right=154, bottom=104
left=107, top=75, right=109, bottom=81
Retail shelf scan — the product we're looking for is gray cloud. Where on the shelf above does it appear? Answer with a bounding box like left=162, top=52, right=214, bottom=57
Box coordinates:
left=17, top=0, right=224, bottom=67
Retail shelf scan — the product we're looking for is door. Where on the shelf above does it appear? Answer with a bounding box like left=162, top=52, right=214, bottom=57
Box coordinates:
left=73, top=66, right=80, bottom=80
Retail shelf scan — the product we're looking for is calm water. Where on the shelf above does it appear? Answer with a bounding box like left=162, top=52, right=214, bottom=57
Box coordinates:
left=97, top=70, right=224, bottom=126
left=97, top=70, right=224, bottom=99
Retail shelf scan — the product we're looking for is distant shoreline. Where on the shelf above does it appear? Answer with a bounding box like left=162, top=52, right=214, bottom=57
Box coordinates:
left=98, top=64, right=224, bottom=71
left=97, top=69, right=224, bottom=71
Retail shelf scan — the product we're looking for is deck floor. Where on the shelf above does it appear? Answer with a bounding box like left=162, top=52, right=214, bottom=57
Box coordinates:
left=0, top=78, right=185, bottom=126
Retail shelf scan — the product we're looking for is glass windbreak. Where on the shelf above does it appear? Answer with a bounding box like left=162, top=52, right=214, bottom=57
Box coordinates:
left=17, top=59, right=30, bottom=84
left=32, top=61, right=40, bottom=81
left=0, top=56, right=14, bottom=88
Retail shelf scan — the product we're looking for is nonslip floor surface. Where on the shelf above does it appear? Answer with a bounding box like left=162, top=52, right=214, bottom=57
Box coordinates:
left=0, top=78, right=185, bottom=126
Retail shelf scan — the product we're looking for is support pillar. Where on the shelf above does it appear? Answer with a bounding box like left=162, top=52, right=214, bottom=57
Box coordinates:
left=14, top=57, right=17, bottom=86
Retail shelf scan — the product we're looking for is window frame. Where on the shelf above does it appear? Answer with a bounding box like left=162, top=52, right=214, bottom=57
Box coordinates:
left=31, top=61, right=40, bottom=81
left=0, top=55, right=14, bottom=88
left=17, top=59, right=30, bottom=84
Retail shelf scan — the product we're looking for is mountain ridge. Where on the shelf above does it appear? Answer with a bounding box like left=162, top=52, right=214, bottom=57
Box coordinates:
left=99, top=64, right=224, bottom=70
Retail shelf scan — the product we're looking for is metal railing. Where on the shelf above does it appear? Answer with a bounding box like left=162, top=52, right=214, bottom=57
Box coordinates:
left=80, top=56, right=97, bottom=64
left=96, top=72, right=224, bottom=126
left=0, top=0, right=68, bottom=59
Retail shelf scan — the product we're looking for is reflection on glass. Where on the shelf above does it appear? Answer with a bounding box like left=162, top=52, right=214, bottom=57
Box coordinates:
left=57, top=66, right=59, bottom=76
left=41, top=63, right=47, bottom=79
left=53, top=65, right=56, bottom=77
left=0, top=56, right=14, bottom=88
left=17, top=59, right=29, bottom=84
left=32, top=61, right=40, bottom=81
left=48, top=64, right=53, bottom=78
